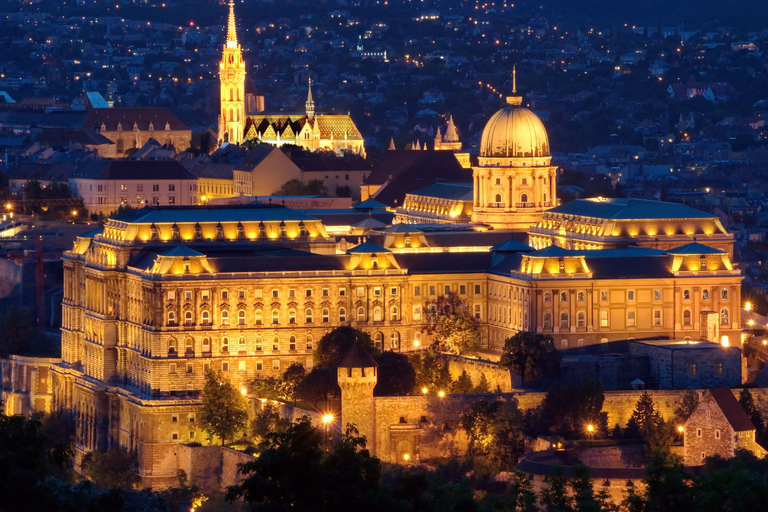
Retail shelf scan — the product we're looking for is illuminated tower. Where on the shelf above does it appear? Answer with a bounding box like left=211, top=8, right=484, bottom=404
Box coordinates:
left=219, top=0, right=246, bottom=145
left=306, top=77, right=315, bottom=122
left=337, top=341, right=378, bottom=453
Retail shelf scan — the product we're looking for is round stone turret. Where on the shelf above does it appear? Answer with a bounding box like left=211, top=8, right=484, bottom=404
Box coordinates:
left=337, top=341, right=378, bottom=451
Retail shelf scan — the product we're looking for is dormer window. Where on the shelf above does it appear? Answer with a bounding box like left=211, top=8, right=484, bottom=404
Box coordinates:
left=117, top=122, right=122, bottom=131
left=149, top=122, right=154, bottom=131
left=165, top=121, right=171, bottom=131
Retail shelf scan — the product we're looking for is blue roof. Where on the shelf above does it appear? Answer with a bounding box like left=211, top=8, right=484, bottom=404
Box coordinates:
left=347, top=241, right=391, bottom=254
left=665, top=243, right=725, bottom=255
left=492, top=239, right=534, bottom=252
left=548, top=198, right=716, bottom=220
left=354, top=198, right=388, bottom=209
left=408, top=182, right=473, bottom=201
left=160, top=245, right=206, bottom=258
left=112, top=204, right=319, bottom=224
left=352, top=216, right=386, bottom=228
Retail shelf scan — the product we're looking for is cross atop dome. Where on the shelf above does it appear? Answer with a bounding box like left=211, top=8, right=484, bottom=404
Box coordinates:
left=506, top=65, right=523, bottom=106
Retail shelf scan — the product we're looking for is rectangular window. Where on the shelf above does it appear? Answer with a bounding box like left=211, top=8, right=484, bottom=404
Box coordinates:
left=239, top=361, right=246, bottom=371
left=429, top=285, right=436, bottom=296
left=137, top=184, right=144, bottom=192
left=600, top=310, right=609, bottom=328
left=189, top=431, right=195, bottom=440
left=272, top=289, right=279, bottom=298
left=373, top=287, right=382, bottom=296
left=444, top=285, right=450, bottom=295
left=185, top=291, right=192, bottom=301
left=697, top=428, right=702, bottom=438
left=459, top=284, right=466, bottom=295
left=168, top=196, right=176, bottom=204
left=601, top=290, right=608, bottom=302
left=688, top=363, right=697, bottom=376
left=172, top=432, right=179, bottom=440
left=306, top=289, right=312, bottom=298
left=322, top=288, right=329, bottom=297
left=152, top=184, right=159, bottom=192
left=627, top=290, right=635, bottom=301
left=413, top=305, right=422, bottom=321
left=169, top=184, right=175, bottom=191
left=238, top=290, right=245, bottom=300
left=715, top=429, right=721, bottom=439
left=203, top=362, right=210, bottom=373
left=654, top=289, right=661, bottom=301
left=202, top=290, right=210, bottom=301
left=653, top=309, right=662, bottom=326
left=474, top=304, right=482, bottom=319
left=715, top=362, right=723, bottom=376
left=339, top=287, right=346, bottom=297
left=356, top=287, right=365, bottom=297
left=272, top=360, right=280, bottom=371
left=169, top=363, right=177, bottom=374
left=168, top=290, right=176, bottom=301
left=221, top=290, right=228, bottom=300
left=255, top=289, right=263, bottom=299
left=256, top=361, right=263, bottom=371
left=222, top=362, right=229, bottom=372
left=186, top=363, right=193, bottom=374
left=390, top=287, right=398, bottom=296
left=289, top=289, right=296, bottom=299
left=414, top=285, right=421, bottom=296
left=475, top=284, right=481, bottom=294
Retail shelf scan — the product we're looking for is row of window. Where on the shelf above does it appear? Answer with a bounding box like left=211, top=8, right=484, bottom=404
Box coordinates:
left=168, top=286, right=403, bottom=303
left=542, top=308, right=730, bottom=329
left=543, top=288, right=729, bottom=303
left=170, top=359, right=282, bottom=375
left=413, top=284, right=482, bottom=297
left=168, top=305, right=402, bottom=327
left=168, top=334, right=314, bottom=355
left=688, top=362, right=725, bottom=377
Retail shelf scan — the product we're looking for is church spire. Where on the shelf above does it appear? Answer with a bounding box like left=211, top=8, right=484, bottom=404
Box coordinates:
left=226, top=0, right=238, bottom=47
left=506, top=64, right=522, bottom=106
left=306, top=77, right=315, bottom=121
left=444, top=115, right=459, bottom=142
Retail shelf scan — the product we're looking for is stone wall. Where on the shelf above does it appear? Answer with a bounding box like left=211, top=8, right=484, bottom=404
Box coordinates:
left=443, top=354, right=519, bottom=391
left=175, top=444, right=255, bottom=493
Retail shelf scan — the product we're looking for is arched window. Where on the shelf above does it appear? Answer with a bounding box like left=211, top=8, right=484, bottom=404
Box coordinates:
left=721, top=308, right=729, bottom=325
left=560, top=311, right=569, bottom=329
left=184, top=311, right=193, bottom=325
left=390, top=305, right=399, bottom=321
left=521, top=193, right=528, bottom=203
left=683, top=289, right=690, bottom=300
left=238, top=309, right=246, bottom=325
left=255, top=336, right=263, bottom=352
left=306, top=335, right=313, bottom=351
left=544, top=292, right=551, bottom=303
left=221, top=337, right=229, bottom=353
left=288, top=309, right=297, bottom=324
left=391, top=332, right=400, bottom=349
left=229, top=88, right=234, bottom=101
left=357, top=307, right=366, bottom=321
left=289, top=336, right=296, bottom=351
left=322, top=308, right=330, bottom=323
left=168, top=311, right=176, bottom=325
left=560, top=292, right=568, bottom=302
left=201, top=310, right=210, bottom=325
left=255, top=309, right=263, bottom=325
left=339, top=307, right=347, bottom=323
left=272, top=308, right=279, bottom=324
left=168, top=338, right=177, bottom=355
left=116, top=139, right=124, bottom=154
left=272, top=336, right=280, bottom=351
left=683, top=309, right=692, bottom=326
left=220, top=310, right=229, bottom=325
left=202, top=337, right=210, bottom=352
left=627, top=310, right=636, bottom=327
left=543, top=312, right=552, bottom=329
left=577, top=311, right=586, bottom=327
left=495, top=193, right=502, bottom=203
left=305, top=308, right=313, bottom=323
left=239, top=336, right=246, bottom=350
left=721, top=288, right=729, bottom=299
left=577, top=291, right=585, bottom=302
left=373, top=306, right=383, bottom=322
left=702, top=289, right=710, bottom=300
left=185, top=337, right=194, bottom=354
left=374, top=332, right=383, bottom=348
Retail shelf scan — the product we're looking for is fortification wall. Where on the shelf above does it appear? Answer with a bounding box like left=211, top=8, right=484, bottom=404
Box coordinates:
left=443, top=354, right=519, bottom=392
left=175, top=444, right=255, bottom=493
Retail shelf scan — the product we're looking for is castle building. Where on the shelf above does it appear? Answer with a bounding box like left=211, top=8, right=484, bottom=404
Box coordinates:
left=433, top=115, right=470, bottom=168
left=218, top=3, right=365, bottom=156
left=49, top=199, right=743, bottom=484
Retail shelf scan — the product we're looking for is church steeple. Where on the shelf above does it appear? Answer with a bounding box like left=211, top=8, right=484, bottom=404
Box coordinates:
left=226, top=0, right=238, bottom=47
left=306, top=77, right=315, bottom=122
left=219, top=0, right=246, bottom=145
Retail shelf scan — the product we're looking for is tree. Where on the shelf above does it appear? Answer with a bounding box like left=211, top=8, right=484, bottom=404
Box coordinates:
left=411, top=350, right=452, bottom=392
left=508, top=470, right=539, bottom=512
left=423, top=293, right=481, bottom=355
left=461, top=399, right=526, bottom=471
left=499, top=332, right=561, bottom=386
left=540, top=379, right=608, bottom=438
left=274, top=178, right=328, bottom=196
left=82, top=448, right=141, bottom=489
left=200, top=369, right=248, bottom=445
left=374, top=351, right=416, bottom=396
left=625, top=392, right=675, bottom=453
left=540, top=466, right=572, bottom=512
left=673, top=392, right=699, bottom=423
left=296, top=366, right=337, bottom=405
left=282, top=363, right=307, bottom=404
left=449, top=370, right=474, bottom=394
left=640, top=451, right=694, bottom=512
left=474, top=373, right=491, bottom=394
left=250, top=402, right=290, bottom=445
left=315, top=326, right=378, bottom=368
left=738, top=388, right=764, bottom=444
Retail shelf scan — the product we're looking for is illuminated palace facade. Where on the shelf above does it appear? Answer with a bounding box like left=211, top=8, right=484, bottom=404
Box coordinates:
left=218, top=2, right=365, bottom=156
left=50, top=199, right=743, bottom=484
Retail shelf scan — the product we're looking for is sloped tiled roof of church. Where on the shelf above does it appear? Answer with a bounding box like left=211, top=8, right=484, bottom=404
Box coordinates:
left=708, top=388, right=755, bottom=432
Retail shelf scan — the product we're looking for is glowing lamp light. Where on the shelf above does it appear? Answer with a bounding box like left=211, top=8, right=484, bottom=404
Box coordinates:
left=745, top=302, right=752, bottom=312
left=677, top=425, right=684, bottom=433
left=240, top=388, right=247, bottom=396
left=421, top=387, right=428, bottom=395
left=720, top=336, right=730, bottom=347
left=438, top=390, right=446, bottom=398
left=413, top=340, right=421, bottom=347
left=322, top=413, right=334, bottom=425
left=748, top=320, right=755, bottom=327
left=403, top=453, right=410, bottom=461
left=763, top=340, right=767, bottom=346
left=586, top=424, right=594, bottom=433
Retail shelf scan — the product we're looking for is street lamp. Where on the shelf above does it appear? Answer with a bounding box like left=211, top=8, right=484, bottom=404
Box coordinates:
left=322, top=413, right=334, bottom=444
left=677, top=425, right=684, bottom=433
left=438, top=390, right=446, bottom=398
left=421, top=387, right=428, bottom=395
left=745, top=302, right=752, bottom=312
